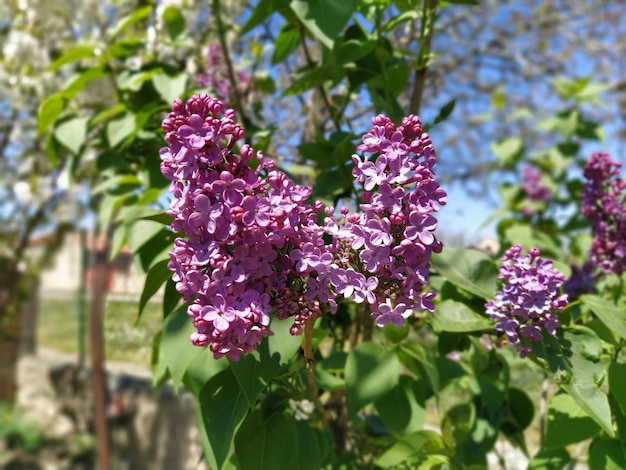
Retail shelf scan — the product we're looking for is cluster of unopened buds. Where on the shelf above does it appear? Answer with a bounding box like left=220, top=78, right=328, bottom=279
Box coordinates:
left=485, top=245, right=568, bottom=357
left=160, top=93, right=446, bottom=360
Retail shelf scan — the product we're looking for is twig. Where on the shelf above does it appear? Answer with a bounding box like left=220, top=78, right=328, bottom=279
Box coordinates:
left=303, top=316, right=331, bottom=424
left=539, top=373, right=549, bottom=448
left=409, top=0, right=438, bottom=115
left=213, top=0, right=249, bottom=127
left=298, top=25, right=342, bottom=131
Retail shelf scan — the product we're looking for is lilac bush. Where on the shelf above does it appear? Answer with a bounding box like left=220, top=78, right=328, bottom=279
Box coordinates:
left=581, top=152, right=626, bottom=275
left=485, top=244, right=568, bottom=357
left=160, top=94, right=446, bottom=359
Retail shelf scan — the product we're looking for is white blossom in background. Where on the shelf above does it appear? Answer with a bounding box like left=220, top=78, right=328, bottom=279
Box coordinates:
left=13, top=181, right=33, bottom=205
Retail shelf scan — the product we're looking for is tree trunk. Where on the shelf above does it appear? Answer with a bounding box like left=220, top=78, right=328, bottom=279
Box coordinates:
left=0, top=259, right=39, bottom=403
left=0, top=261, right=21, bottom=402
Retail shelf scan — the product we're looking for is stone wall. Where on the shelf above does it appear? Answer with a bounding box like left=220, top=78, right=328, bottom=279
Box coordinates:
left=15, top=349, right=208, bottom=470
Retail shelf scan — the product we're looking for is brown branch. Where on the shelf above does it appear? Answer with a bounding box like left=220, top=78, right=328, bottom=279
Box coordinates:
left=303, top=316, right=331, bottom=425
left=409, top=0, right=438, bottom=116
left=298, top=25, right=342, bottom=131
left=213, top=0, right=249, bottom=127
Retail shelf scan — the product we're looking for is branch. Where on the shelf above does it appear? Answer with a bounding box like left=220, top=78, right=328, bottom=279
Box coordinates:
left=213, top=0, right=249, bottom=128
left=303, top=316, right=331, bottom=425
left=298, top=25, right=342, bottom=131
left=409, top=0, right=438, bottom=115
left=0, top=109, right=18, bottom=157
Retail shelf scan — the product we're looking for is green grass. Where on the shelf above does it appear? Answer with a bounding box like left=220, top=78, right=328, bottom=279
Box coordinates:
left=37, top=297, right=163, bottom=366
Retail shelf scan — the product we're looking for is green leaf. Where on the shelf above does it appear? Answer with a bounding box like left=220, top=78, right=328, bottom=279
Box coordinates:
left=334, top=38, right=377, bottom=65
left=234, top=410, right=298, bottom=470
left=576, top=81, right=611, bottom=102
left=576, top=119, right=605, bottom=141
left=126, top=220, right=165, bottom=254
left=375, top=375, right=425, bottom=434
left=290, top=0, right=356, bottom=49
left=397, top=342, right=439, bottom=395
left=501, top=223, right=560, bottom=258
left=375, top=430, right=450, bottom=468
left=431, top=248, right=498, bottom=300
left=158, top=305, right=202, bottom=390
left=282, top=63, right=337, bottom=96
left=109, top=5, right=152, bottom=39
left=182, top=350, right=229, bottom=397
left=199, top=369, right=250, bottom=470
left=491, top=137, right=524, bottom=167
left=432, top=299, right=492, bottom=332
left=528, top=448, right=572, bottom=469
left=92, top=174, right=142, bottom=195
left=588, top=438, right=626, bottom=470
left=108, top=38, right=145, bottom=60
left=293, top=422, right=325, bottom=470
left=534, top=327, right=614, bottom=436
left=609, top=363, right=626, bottom=415
left=267, top=315, right=303, bottom=367
left=538, top=109, right=579, bottom=138
left=231, top=317, right=300, bottom=407
left=345, top=342, right=400, bottom=418
left=47, top=45, right=96, bottom=72
left=432, top=99, right=456, bottom=126
left=442, top=403, right=474, bottom=447
left=491, top=87, right=506, bottom=110
left=98, top=192, right=131, bottom=233
left=241, top=0, right=282, bottom=34
left=38, top=94, right=66, bottom=133
left=504, top=387, right=535, bottom=433
left=138, top=259, right=171, bottom=319
left=162, top=5, right=186, bottom=40
left=110, top=222, right=127, bottom=259
left=63, top=66, right=107, bottom=99
left=163, top=277, right=182, bottom=318
left=382, top=322, right=410, bottom=343
left=382, top=10, right=419, bottom=31
left=54, top=116, right=89, bottom=154
left=553, top=77, right=583, bottom=100
left=229, top=354, right=265, bottom=407
left=581, top=295, right=626, bottom=340
left=152, top=73, right=188, bottom=104
left=107, top=112, right=136, bottom=148
left=564, top=375, right=613, bottom=437
left=272, top=23, right=300, bottom=64
left=311, top=167, right=352, bottom=206
left=253, top=71, right=276, bottom=94
left=544, top=393, right=602, bottom=449
left=141, top=211, right=173, bottom=225
left=116, top=70, right=156, bottom=91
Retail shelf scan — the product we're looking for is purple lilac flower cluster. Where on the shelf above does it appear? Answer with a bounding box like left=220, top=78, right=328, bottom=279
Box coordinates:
left=196, top=43, right=251, bottom=107
left=521, top=165, right=551, bottom=202
left=485, top=245, right=568, bottom=357
left=160, top=94, right=445, bottom=359
left=562, top=261, right=595, bottom=300
left=336, top=114, right=447, bottom=326
left=581, top=152, right=626, bottom=275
